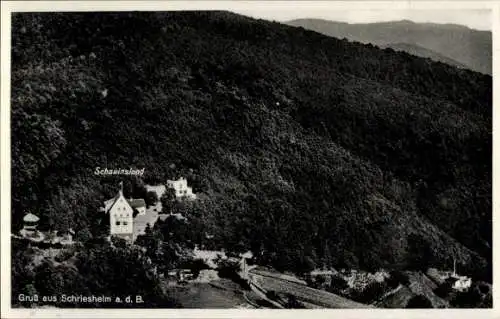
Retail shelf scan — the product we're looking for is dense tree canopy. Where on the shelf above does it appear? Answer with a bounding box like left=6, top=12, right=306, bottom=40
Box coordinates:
left=11, top=239, right=178, bottom=308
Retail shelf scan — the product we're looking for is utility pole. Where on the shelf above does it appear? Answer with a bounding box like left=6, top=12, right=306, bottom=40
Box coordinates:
left=453, top=256, right=457, bottom=276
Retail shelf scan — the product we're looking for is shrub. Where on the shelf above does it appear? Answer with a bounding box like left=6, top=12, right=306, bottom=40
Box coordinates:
left=478, top=282, right=490, bottom=294
left=406, top=295, right=433, bottom=308
left=178, top=258, right=209, bottom=278
left=265, top=291, right=278, bottom=300
left=76, top=228, right=92, bottom=243
left=388, top=270, right=410, bottom=287
left=111, top=236, right=128, bottom=248
left=285, top=294, right=306, bottom=308
left=145, top=191, right=159, bottom=207
left=434, top=282, right=453, bottom=298
left=479, top=293, right=492, bottom=308
left=329, top=274, right=349, bottom=292
left=353, top=281, right=388, bottom=304
left=54, top=248, right=76, bottom=263
left=451, top=287, right=483, bottom=308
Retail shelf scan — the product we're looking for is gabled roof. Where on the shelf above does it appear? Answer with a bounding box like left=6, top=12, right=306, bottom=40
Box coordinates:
left=128, top=199, right=146, bottom=209
left=104, top=192, right=123, bottom=213
left=104, top=193, right=121, bottom=212
left=23, top=213, right=39, bottom=223
left=240, top=251, right=254, bottom=259
left=104, top=191, right=146, bottom=214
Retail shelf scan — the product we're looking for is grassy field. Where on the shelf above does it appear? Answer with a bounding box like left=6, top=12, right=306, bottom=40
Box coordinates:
left=165, top=279, right=251, bottom=308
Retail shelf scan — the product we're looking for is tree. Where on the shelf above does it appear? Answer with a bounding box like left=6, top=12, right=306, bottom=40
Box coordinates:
left=315, top=275, right=326, bottom=287
left=328, top=274, right=349, bottom=294
left=34, top=262, right=69, bottom=297
left=354, top=281, right=388, bottom=304
left=160, top=188, right=176, bottom=214
left=285, top=294, right=306, bottom=308
left=479, top=293, right=492, bottom=308
left=145, top=191, right=158, bottom=207
left=111, top=236, right=128, bottom=248
left=434, top=282, right=453, bottom=298
left=11, top=240, right=36, bottom=307
left=76, top=228, right=93, bottom=243
left=407, top=234, right=433, bottom=271
left=74, top=245, right=179, bottom=307
left=406, top=295, right=433, bottom=308
left=451, top=286, right=483, bottom=308
left=387, top=270, right=410, bottom=288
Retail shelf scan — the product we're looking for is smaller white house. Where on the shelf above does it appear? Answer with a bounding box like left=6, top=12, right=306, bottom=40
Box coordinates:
left=442, top=259, right=472, bottom=292
left=453, top=276, right=472, bottom=292
left=166, top=177, right=197, bottom=200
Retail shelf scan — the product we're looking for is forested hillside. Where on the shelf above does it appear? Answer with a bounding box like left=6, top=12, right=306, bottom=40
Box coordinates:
left=11, top=12, right=491, bottom=281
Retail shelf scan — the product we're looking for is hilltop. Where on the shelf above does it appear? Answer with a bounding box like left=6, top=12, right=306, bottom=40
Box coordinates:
left=286, top=18, right=492, bottom=74
left=11, top=11, right=491, bottom=285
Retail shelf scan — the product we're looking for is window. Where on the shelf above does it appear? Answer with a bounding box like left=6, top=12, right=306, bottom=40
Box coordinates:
left=123, top=221, right=128, bottom=225
left=116, top=221, right=120, bottom=226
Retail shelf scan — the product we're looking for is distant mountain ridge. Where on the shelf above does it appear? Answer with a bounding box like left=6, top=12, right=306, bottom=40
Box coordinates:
left=378, top=42, right=467, bottom=69
left=286, top=19, right=491, bottom=74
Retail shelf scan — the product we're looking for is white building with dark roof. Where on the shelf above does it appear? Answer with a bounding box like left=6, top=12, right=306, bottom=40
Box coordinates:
left=23, top=213, right=39, bottom=228
left=453, top=276, right=472, bottom=292
left=103, top=184, right=148, bottom=241
left=166, top=177, right=197, bottom=200
left=19, top=213, right=42, bottom=239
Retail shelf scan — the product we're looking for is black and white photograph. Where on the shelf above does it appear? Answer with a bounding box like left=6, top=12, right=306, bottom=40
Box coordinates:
left=0, top=0, right=495, bottom=315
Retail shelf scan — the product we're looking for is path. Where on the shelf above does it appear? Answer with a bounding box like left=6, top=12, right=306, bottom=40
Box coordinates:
left=248, top=268, right=373, bottom=308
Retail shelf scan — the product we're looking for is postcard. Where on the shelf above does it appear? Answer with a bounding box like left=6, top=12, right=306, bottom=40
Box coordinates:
left=0, top=1, right=496, bottom=318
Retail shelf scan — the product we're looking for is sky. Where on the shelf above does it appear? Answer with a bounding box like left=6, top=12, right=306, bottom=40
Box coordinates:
left=231, top=8, right=491, bottom=31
